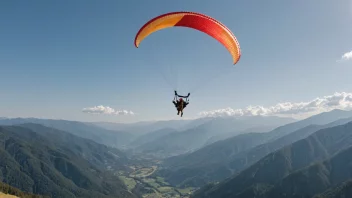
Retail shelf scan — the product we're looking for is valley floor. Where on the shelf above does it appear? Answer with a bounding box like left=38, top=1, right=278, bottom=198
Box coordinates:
left=117, top=164, right=197, bottom=198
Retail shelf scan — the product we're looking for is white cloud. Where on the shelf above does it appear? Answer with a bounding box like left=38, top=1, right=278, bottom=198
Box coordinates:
left=82, top=105, right=134, bottom=116
left=199, top=92, right=352, bottom=118
left=337, top=50, right=352, bottom=62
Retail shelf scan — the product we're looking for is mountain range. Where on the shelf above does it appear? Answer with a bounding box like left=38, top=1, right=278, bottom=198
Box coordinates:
left=129, top=116, right=295, bottom=158
left=0, top=118, right=139, bottom=148
left=191, top=120, right=352, bottom=198
left=2, top=109, right=352, bottom=198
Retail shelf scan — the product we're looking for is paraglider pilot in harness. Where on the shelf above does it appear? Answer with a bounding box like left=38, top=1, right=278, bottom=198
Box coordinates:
left=173, top=91, right=190, bottom=117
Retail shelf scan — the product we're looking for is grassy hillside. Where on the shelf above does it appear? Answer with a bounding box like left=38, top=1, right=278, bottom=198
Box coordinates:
left=0, top=181, right=45, bottom=198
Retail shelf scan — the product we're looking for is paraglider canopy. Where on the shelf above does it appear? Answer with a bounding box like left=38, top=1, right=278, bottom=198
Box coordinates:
left=134, top=11, right=241, bottom=65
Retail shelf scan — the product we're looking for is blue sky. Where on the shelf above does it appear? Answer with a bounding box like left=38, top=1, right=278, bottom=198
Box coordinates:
left=0, top=0, right=352, bottom=123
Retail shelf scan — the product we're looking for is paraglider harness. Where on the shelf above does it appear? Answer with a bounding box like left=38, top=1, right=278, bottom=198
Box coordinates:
left=173, top=91, right=190, bottom=113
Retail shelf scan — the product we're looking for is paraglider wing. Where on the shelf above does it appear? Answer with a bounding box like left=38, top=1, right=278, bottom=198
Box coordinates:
left=134, top=11, right=241, bottom=64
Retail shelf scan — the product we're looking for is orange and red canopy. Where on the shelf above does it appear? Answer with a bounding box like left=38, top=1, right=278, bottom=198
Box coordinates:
left=134, top=11, right=241, bottom=65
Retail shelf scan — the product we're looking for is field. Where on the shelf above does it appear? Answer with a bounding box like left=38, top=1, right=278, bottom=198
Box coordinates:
left=118, top=176, right=137, bottom=191
left=176, top=187, right=195, bottom=196
left=129, top=166, right=157, bottom=178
